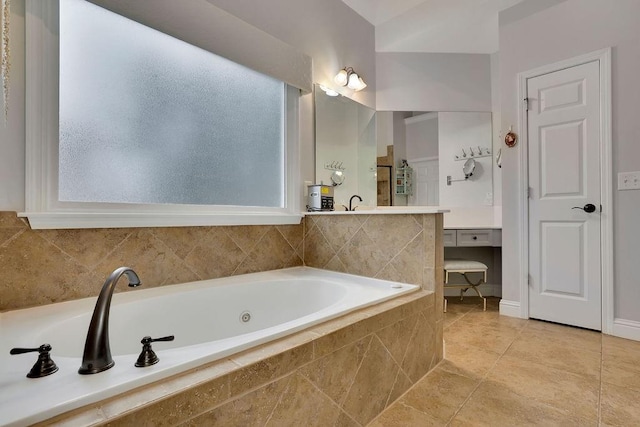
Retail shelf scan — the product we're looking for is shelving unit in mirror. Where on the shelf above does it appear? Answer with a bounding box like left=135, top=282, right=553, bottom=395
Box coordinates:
left=395, top=166, right=413, bottom=196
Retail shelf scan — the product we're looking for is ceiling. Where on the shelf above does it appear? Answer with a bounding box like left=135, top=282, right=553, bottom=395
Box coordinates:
left=341, top=0, right=525, bottom=53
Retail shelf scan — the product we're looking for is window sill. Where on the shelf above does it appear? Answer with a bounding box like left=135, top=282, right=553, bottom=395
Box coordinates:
left=18, top=212, right=303, bottom=229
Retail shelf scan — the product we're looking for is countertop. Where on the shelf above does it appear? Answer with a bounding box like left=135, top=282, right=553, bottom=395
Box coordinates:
left=304, top=207, right=449, bottom=215
left=304, top=205, right=502, bottom=230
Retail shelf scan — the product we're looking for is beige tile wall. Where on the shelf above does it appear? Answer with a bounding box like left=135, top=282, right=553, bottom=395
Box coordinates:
left=305, top=213, right=444, bottom=323
left=0, top=212, right=303, bottom=311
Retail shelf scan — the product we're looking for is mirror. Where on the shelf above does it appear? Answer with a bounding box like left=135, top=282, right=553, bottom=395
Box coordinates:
left=376, top=111, right=493, bottom=207
left=314, top=84, right=376, bottom=209
left=330, top=170, right=345, bottom=186
left=314, top=86, right=494, bottom=208
left=463, top=159, right=476, bottom=178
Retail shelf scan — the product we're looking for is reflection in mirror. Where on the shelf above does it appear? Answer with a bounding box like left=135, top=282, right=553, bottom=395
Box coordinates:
left=378, top=111, right=493, bottom=207
left=314, top=84, right=376, bottom=210
left=330, top=170, right=345, bottom=186
left=314, top=89, right=494, bottom=208
left=463, top=158, right=476, bottom=178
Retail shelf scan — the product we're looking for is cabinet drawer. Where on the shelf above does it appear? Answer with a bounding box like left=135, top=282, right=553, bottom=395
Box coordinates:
left=443, top=229, right=457, bottom=247
left=456, top=229, right=492, bottom=246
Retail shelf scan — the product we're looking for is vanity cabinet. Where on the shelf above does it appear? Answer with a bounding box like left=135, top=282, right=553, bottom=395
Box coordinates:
left=443, top=229, right=501, bottom=247
left=444, top=227, right=502, bottom=297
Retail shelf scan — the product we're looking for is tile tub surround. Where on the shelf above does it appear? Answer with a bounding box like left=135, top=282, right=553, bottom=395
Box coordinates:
left=304, top=213, right=444, bottom=320
left=0, top=211, right=304, bottom=311
left=2, top=211, right=443, bottom=425
left=35, top=291, right=438, bottom=426
left=1, top=211, right=443, bottom=313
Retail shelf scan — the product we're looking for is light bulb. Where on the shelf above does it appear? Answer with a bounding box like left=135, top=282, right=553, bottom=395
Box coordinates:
left=334, top=69, right=349, bottom=86
left=347, top=72, right=360, bottom=89
left=347, top=73, right=366, bottom=91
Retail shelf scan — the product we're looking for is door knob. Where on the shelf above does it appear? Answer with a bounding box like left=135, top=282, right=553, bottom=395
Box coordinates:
left=572, top=203, right=596, bottom=213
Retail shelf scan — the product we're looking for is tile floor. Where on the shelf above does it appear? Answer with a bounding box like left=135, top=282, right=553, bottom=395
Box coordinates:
left=368, top=297, right=640, bottom=426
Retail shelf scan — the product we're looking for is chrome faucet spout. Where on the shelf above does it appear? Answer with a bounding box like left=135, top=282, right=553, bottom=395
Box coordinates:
left=78, top=267, right=141, bottom=375
left=349, top=195, right=363, bottom=211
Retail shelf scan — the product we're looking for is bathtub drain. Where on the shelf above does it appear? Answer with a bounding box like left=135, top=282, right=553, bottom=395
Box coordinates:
left=240, top=311, right=252, bottom=323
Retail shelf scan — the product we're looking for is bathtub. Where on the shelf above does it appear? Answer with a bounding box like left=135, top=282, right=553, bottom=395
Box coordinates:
left=0, top=267, right=418, bottom=426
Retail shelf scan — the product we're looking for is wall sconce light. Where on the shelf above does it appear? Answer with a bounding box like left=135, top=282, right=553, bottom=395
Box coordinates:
left=334, top=67, right=367, bottom=91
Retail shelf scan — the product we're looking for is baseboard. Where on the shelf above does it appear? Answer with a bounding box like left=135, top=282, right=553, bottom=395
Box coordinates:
left=444, top=283, right=501, bottom=297
left=611, top=318, right=640, bottom=342
left=499, top=299, right=522, bottom=318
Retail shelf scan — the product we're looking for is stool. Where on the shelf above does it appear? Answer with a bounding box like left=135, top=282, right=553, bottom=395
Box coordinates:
left=443, top=260, right=488, bottom=312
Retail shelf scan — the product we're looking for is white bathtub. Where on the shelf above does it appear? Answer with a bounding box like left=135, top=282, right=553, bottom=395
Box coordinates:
left=0, top=267, right=418, bottom=426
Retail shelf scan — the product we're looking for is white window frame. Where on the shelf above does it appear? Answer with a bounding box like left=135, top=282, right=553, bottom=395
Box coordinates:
left=21, top=0, right=301, bottom=229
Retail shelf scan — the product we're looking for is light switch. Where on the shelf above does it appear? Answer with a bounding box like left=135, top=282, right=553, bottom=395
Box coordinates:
left=618, top=172, right=640, bottom=190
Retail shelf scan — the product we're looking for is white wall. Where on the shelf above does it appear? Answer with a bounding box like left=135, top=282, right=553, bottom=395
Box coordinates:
left=438, top=112, right=493, bottom=207
left=499, top=0, right=640, bottom=322
left=208, top=0, right=375, bottom=109
left=405, top=113, right=439, bottom=161
left=490, top=51, right=502, bottom=206
left=392, top=112, right=409, bottom=206
left=376, top=52, right=492, bottom=112
left=376, top=111, right=393, bottom=157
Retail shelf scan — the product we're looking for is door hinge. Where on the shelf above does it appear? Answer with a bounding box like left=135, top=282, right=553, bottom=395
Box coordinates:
left=523, top=98, right=530, bottom=111
left=527, top=187, right=533, bottom=199
left=527, top=274, right=532, bottom=286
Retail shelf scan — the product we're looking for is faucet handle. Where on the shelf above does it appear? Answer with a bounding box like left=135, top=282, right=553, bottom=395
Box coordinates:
left=10, top=344, right=59, bottom=378
left=143, top=335, right=175, bottom=344
left=135, top=335, right=174, bottom=368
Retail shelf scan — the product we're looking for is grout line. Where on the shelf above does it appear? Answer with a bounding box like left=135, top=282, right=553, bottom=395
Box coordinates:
left=444, top=318, right=526, bottom=425
left=180, top=226, right=214, bottom=262
left=181, top=370, right=296, bottom=426
left=373, top=231, right=425, bottom=283
left=323, top=218, right=365, bottom=259
left=226, top=227, right=255, bottom=277
left=382, top=369, right=404, bottom=410
left=340, top=334, right=374, bottom=409
left=301, top=374, right=363, bottom=427
left=0, top=227, right=25, bottom=248
left=263, top=374, right=294, bottom=426
left=394, top=316, right=420, bottom=371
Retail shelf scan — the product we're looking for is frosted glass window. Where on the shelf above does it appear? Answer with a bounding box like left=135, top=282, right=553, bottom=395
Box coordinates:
left=59, top=0, right=285, bottom=207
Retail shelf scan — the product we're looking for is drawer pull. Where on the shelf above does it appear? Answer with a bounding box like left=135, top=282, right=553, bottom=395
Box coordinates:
left=472, top=236, right=477, bottom=240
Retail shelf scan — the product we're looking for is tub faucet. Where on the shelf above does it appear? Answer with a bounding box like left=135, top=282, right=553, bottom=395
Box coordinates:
left=79, top=267, right=141, bottom=375
left=349, top=195, right=362, bottom=211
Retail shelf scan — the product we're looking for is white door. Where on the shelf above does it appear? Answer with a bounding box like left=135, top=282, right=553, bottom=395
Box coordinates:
left=527, top=60, right=601, bottom=330
left=409, top=159, right=438, bottom=206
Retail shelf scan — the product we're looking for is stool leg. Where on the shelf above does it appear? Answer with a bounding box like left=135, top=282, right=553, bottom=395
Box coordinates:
left=444, top=298, right=447, bottom=313
left=470, top=285, right=487, bottom=312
